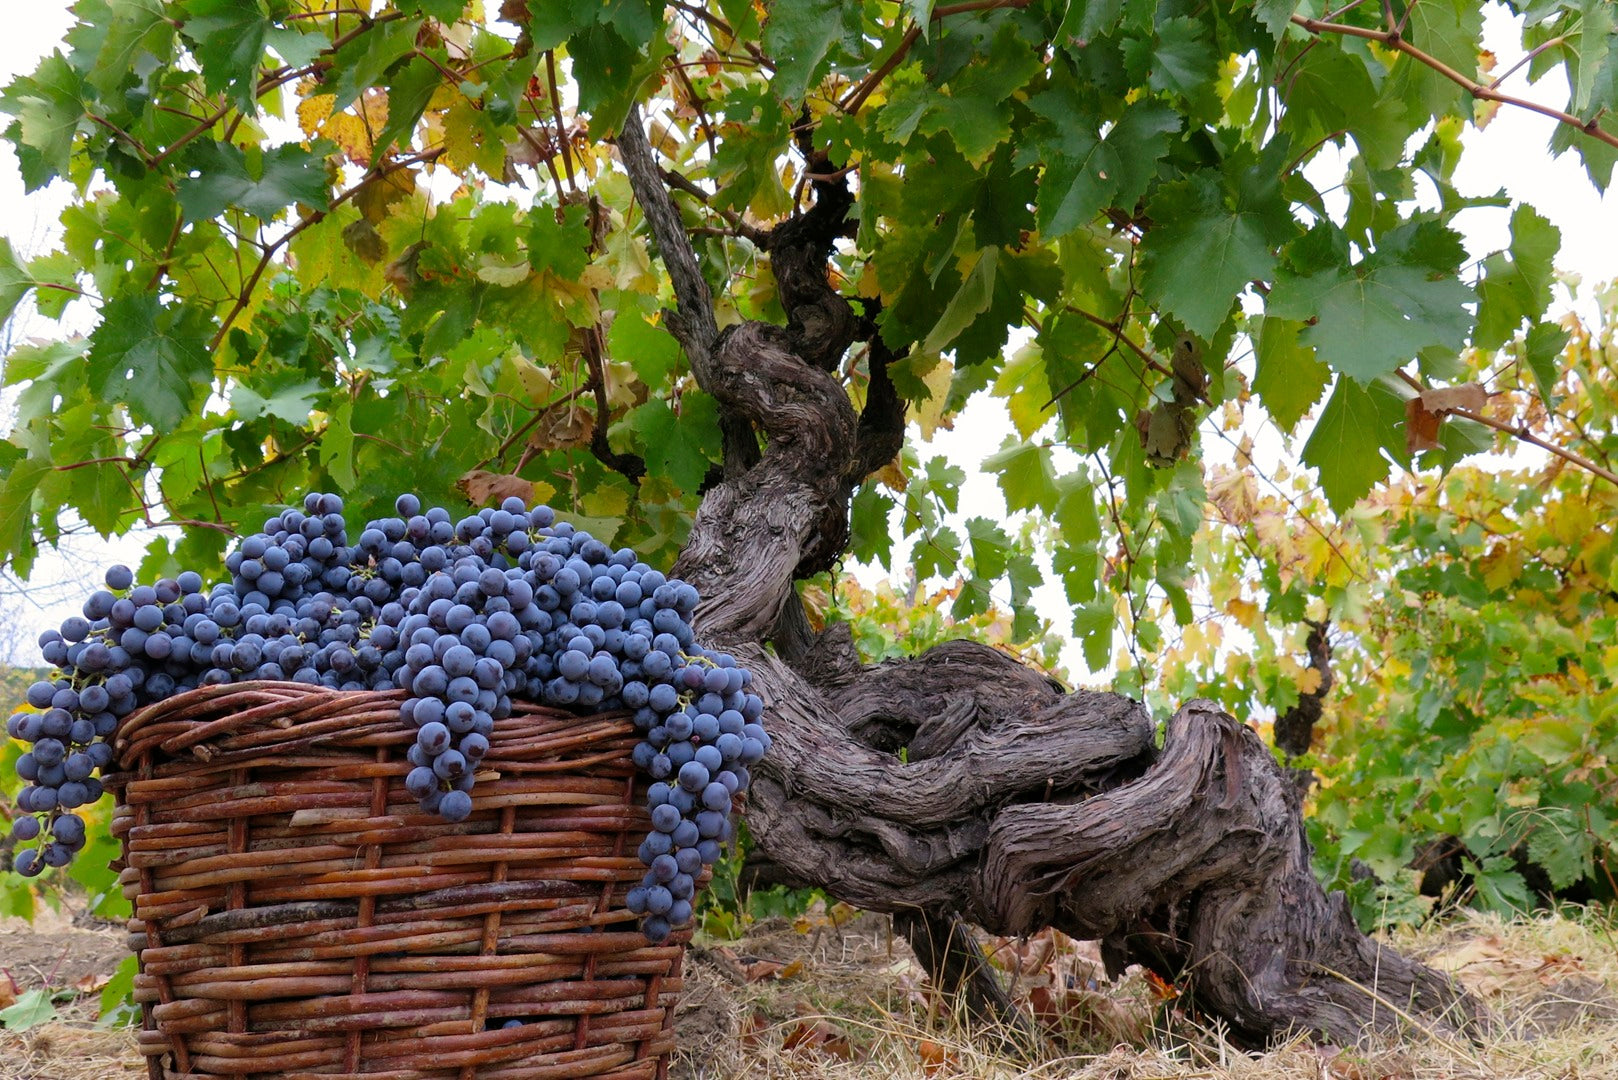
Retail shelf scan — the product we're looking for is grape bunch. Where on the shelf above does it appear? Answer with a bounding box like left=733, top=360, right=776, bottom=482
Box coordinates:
left=5, top=491, right=769, bottom=943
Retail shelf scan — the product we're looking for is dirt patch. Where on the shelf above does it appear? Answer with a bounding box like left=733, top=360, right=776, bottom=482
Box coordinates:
left=0, top=909, right=128, bottom=1022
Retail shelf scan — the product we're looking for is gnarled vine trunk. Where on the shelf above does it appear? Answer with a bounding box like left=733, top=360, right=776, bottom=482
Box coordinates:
left=614, top=108, right=1487, bottom=1049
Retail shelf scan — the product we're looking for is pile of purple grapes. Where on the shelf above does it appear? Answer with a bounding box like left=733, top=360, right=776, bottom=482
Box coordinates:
left=5, top=492, right=769, bottom=943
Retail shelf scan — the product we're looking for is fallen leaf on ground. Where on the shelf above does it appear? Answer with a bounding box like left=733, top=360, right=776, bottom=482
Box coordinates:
left=916, top=1037, right=958, bottom=1075
left=75, top=972, right=112, bottom=995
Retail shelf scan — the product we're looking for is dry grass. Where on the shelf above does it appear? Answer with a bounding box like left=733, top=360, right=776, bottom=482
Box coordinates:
left=670, top=906, right=1618, bottom=1080
left=2, top=1026, right=145, bottom=1080
left=4, top=907, right=1615, bottom=1079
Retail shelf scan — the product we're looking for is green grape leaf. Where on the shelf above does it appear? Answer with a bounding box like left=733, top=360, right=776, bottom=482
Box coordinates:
left=1142, top=16, right=1219, bottom=104
left=177, top=142, right=331, bottom=222
left=1140, top=175, right=1277, bottom=338
left=0, top=449, right=51, bottom=570
left=1104, top=102, right=1181, bottom=214
left=325, top=16, right=422, bottom=112
left=1527, top=820, right=1593, bottom=890
left=179, top=0, right=272, bottom=108
left=922, top=457, right=969, bottom=514
left=0, top=237, right=31, bottom=327
left=87, top=0, right=174, bottom=97
left=849, top=484, right=896, bottom=566
left=624, top=397, right=719, bottom=492
left=1387, top=0, right=1484, bottom=122
left=923, top=247, right=998, bottom=355
left=1473, top=204, right=1561, bottom=350
left=983, top=440, right=1059, bottom=513
left=374, top=57, right=443, bottom=160
left=763, top=0, right=862, bottom=105
left=1073, top=599, right=1115, bottom=671
left=1253, top=0, right=1299, bottom=38
left=571, top=20, right=661, bottom=135
left=99, top=955, right=139, bottom=1025
left=920, top=25, right=1045, bottom=161
left=1300, top=375, right=1400, bottom=512
left=85, top=293, right=214, bottom=430
left=1268, top=261, right=1474, bottom=382
left=1568, top=0, right=1615, bottom=115
left=528, top=203, right=592, bottom=279
left=1, top=54, right=85, bottom=189
left=1471, top=854, right=1533, bottom=915
left=410, top=0, right=468, bottom=18
left=231, top=375, right=325, bottom=425
left=1251, top=315, right=1331, bottom=433
left=1523, top=321, right=1571, bottom=404
left=1549, top=110, right=1618, bottom=192
left=0, top=989, right=58, bottom=1032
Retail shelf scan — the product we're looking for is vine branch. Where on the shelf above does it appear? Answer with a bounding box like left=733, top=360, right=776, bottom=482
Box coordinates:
left=1396, top=369, right=1618, bottom=488
left=1290, top=14, right=1618, bottom=151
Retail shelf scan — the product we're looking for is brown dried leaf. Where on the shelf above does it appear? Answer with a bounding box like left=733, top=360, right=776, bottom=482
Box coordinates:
left=1406, top=383, right=1486, bottom=454
left=1405, top=396, right=1444, bottom=454
left=1418, top=383, right=1488, bottom=415
left=526, top=402, right=595, bottom=453
left=740, top=1007, right=771, bottom=1049
left=1027, top=984, right=1150, bottom=1045
left=341, top=219, right=385, bottom=265
left=74, top=971, right=112, bottom=995
left=916, top=1038, right=958, bottom=1075
left=781, top=1017, right=854, bottom=1059
left=744, top=959, right=786, bottom=983
left=458, top=470, right=540, bottom=509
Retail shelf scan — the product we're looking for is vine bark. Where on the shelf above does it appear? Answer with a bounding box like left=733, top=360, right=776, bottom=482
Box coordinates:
left=614, top=107, right=1487, bottom=1048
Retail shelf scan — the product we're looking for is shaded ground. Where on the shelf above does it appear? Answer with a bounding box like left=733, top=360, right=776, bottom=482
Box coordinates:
left=4, top=902, right=1617, bottom=1079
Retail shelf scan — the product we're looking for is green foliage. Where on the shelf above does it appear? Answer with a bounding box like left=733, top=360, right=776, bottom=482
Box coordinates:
left=696, top=820, right=824, bottom=941
left=0, top=988, right=58, bottom=1032
left=1, top=0, right=1615, bottom=932
left=1152, top=291, right=1618, bottom=928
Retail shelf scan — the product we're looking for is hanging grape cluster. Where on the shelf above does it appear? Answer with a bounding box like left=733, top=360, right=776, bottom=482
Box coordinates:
left=5, top=493, right=768, bottom=942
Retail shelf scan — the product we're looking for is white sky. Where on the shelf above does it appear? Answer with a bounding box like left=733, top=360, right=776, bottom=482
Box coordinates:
left=1, top=2, right=1615, bottom=678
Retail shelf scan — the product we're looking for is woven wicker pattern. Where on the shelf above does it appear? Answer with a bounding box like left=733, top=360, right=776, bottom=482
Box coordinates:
left=105, top=682, right=688, bottom=1080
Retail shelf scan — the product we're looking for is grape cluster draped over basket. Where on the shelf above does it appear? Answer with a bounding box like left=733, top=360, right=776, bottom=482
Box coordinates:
left=5, top=492, right=770, bottom=943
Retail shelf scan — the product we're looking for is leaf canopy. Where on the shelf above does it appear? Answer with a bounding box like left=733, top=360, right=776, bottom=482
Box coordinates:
left=0, top=0, right=1613, bottom=673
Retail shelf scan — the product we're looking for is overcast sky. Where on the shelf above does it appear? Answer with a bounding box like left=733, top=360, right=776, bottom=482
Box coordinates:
left=1, top=2, right=1614, bottom=678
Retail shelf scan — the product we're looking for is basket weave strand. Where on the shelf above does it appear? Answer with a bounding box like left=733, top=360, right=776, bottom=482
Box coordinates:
left=105, top=682, right=690, bottom=1080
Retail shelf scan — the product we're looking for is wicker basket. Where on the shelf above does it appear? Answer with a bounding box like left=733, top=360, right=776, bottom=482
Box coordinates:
left=105, top=681, right=691, bottom=1080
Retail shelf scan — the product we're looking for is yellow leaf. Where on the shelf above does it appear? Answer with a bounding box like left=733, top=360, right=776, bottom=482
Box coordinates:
left=1208, top=465, right=1257, bottom=525
left=913, top=356, right=955, bottom=439
left=578, top=262, right=616, bottom=292
left=1225, top=597, right=1258, bottom=628
left=321, top=112, right=371, bottom=163
left=297, top=92, right=335, bottom=137
left=513, top=355, right=555, bottom=404
left=476, top=253, right=531, bottom=286
left=873, top=455, right=907, bottom=492
left=1296, top=667, right=1322, bottom=696
left=442, top=100, right=483, bottom=171
left=994, top=340, right=1053, bottom=440
left=1480, top=544, right=1521, bottom=591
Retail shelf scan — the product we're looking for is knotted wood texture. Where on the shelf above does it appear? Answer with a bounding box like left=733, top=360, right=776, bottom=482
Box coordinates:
left=612, top=105, right=1491, bottom=1049
left=105, top=681, right=688, bottom=1080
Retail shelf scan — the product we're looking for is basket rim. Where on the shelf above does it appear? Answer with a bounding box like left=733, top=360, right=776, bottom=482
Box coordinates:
left=111, top=680, right=633, bottom=775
